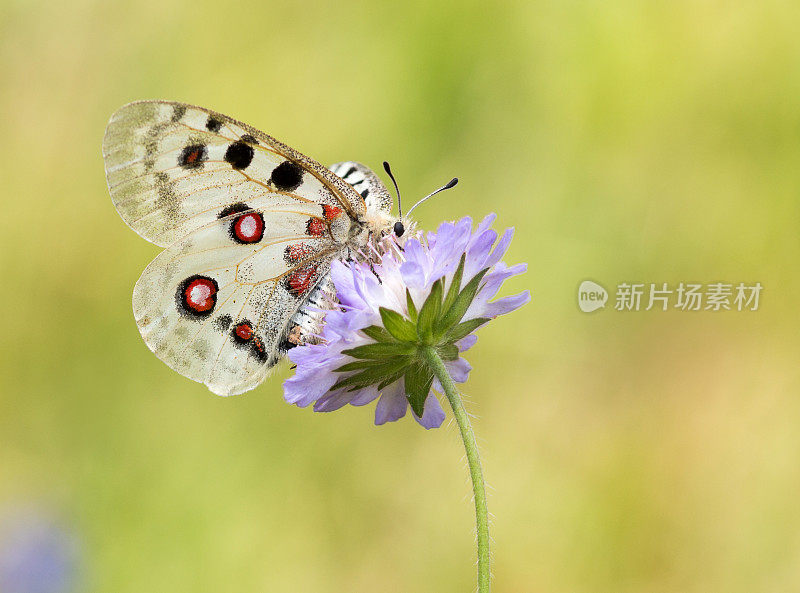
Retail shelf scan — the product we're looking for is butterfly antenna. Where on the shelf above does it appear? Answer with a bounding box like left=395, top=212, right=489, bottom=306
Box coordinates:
left=405, top=177, right=459, bottom=217
left=383, top=161, right=403, bottom=217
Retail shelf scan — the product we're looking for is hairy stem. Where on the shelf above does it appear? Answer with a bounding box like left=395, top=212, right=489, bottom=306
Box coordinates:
left=421, top=347, right=491, bottom=593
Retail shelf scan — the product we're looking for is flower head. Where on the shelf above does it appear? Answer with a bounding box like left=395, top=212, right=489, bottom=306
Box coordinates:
left=283, top=214, right=530, bottom=428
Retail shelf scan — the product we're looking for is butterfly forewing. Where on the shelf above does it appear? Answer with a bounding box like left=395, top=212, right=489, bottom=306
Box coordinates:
left=103, top=100, right=366, bottom=247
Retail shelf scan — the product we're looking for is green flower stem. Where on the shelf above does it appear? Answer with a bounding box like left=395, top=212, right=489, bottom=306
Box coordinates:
left=421, top=346, right=491, bottom=593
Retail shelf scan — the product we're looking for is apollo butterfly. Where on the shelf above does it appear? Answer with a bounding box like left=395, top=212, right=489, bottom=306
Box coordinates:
left=103, top=100, right=415, bottom=396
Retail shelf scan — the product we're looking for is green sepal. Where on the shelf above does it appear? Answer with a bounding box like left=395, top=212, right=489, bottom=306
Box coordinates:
left=332, top=359, right=381, bottom=373
left=417, top=278, right=444, bottom=343
left=404, top=362, right=435, bottom=417
left=377, top=368, right=407, bottom=390
left=326, top=257, right=490, bottom=401
left=437, top=343, right=460, bottom=361
left=361, top=325, right=396, bottom=343
left=341, top=341, right=416, bottom=360
left=379, top=307, right=417, bottom=342
left=441, top=254, right=466, bottom=314
left=446, top=317, right=490, bottom=343
left=331, top=357, right=412, bottom=392
left=406, top=289, right=418, bottom=322
left=437, top=267, right=489, bottom=332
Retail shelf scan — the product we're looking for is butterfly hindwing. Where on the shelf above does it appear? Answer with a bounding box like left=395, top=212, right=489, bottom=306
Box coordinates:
left=133, top=206, right=341, bottom=396
left=103, top=100, right=367, bottom=247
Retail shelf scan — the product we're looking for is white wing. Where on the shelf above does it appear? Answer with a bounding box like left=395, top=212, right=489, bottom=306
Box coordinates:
left=103, top=101, right=397, bottom=395
left=103, top=100, right=366, bottom=247
left=133, top=207, right=340, bottom=395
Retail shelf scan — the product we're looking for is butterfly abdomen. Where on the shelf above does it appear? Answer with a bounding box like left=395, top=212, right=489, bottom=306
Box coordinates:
left=330, top=161, right=392, bottom=214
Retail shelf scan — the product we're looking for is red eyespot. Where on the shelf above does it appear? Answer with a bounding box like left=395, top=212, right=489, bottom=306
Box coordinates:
left=306, top=217, right=326, bottom=236
left=233, top=321, right=254, bottom=343
left=179, top=275, right=218, bottom=316
left=322, top=204, right=342, bottom=221
left=285, top=265, right=318, bottom=297
left=232, top=212, right=264, bottom=243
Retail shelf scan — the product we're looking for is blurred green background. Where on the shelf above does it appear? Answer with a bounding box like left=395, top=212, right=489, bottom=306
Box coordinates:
left=1, top=1, right=799, bottom=591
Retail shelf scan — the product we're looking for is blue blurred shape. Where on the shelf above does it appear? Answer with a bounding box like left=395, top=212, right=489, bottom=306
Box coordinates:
left=0, top=510, right=78, bottom=593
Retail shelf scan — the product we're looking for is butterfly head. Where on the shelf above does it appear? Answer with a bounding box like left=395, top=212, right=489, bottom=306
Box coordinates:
left=382, top=161, right=457, bottom=241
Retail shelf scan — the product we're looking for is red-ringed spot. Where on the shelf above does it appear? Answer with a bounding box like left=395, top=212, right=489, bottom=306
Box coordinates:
left=177, top=275, right=218, bottom=317
left=232, top=320, right=254, bottom=344
left=232, top=211, right=264, bottom=244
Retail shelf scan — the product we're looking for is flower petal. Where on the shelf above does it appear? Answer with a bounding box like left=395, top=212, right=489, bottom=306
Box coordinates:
left=484, top=227, right=514, bottom=268
left=413, top=393, right=446, bottom=429
left=284, top=347, right=343, bottom=407
left=457, top=334, right=478, bottom=351
left=475, top=213, right=497, bottom=236
left=375, top=383, right=408, bottom=425
left=330, top=260, right=360, bottom=308
left=484, top=290, right=531, bottom=317
left=313, top=389, right=353, bottom=412
left=465, top=262, right=528, bottom=319
left=350, top=385, right=380, bottom=406
left=465, top=229, right=498, bottom=277
left=445, top=357, right=472, bottom=383
left=399, top=261, right=426, bottom=289
left=403, top=239, right=427, bottom=268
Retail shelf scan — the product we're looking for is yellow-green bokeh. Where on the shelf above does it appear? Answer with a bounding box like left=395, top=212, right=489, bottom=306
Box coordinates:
left=1, top=1, right=799, bottom=591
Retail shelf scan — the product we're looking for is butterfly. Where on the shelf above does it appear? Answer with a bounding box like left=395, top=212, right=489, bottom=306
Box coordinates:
left=103, top=100, right=417, bottom=396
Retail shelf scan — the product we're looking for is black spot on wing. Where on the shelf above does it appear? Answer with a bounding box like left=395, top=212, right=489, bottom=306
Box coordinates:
left=213, top=314, right=233, bottom=332
left=271, top=160, right=304, bottom=191
left=251, top=337, right=269, bottom=363
left=154, top=171, right=180, bottom=220
left=224, top=141, right=255, bottom=170
left=360, top=188, right=369, bottom=198
left=171, top=104, right=187, bottom=122
left=205, top=116, right=223, bottom=133
left=143, top=119, right=171, bottom=171
left=218, top=202, right=251, bottom=218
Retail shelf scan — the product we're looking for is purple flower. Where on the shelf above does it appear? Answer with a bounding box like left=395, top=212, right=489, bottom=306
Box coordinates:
left=0, top=511, right=78, bottom=593
left=283, top=214, right=530, bottom=429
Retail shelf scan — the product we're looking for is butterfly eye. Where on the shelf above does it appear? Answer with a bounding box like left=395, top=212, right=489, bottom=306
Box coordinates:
left=393, top=221, right=405, bottom=237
